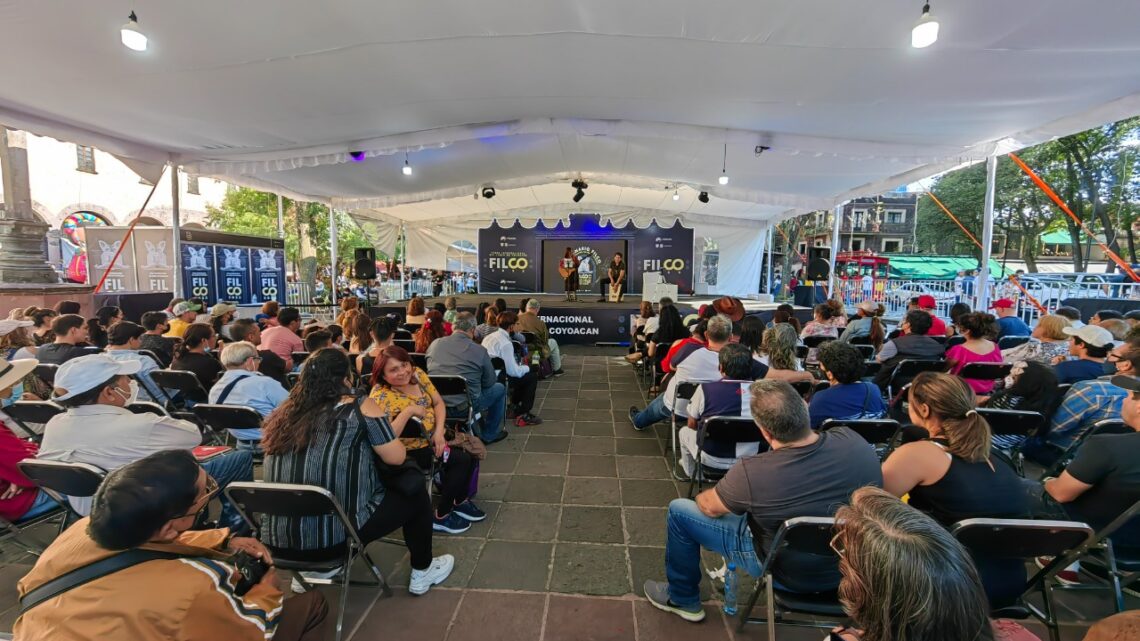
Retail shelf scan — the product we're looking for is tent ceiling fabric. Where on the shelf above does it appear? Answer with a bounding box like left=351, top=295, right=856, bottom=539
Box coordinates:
left=1, top=1, right=1139, bottom=228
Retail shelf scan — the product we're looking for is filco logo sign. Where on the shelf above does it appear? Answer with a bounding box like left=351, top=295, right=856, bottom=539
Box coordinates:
left=642, top=259, right=686, bottom=272
left=488, top=254, right=530, bottom=270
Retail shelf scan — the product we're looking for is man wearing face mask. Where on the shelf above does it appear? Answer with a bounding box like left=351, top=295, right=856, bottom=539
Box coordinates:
left=38, top=355, right=253, bottom=526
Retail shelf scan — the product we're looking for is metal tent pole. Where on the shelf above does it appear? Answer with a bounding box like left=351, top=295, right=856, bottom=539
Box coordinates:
left=977, top=156, right=998, bottom=311
left=170, top=164, right=183, bottom=298
left=828, top=204, right=843, bottom=298
left=328, top=204, right=338, bottom=307
left=276, top=194, right=285, bottom=239
left=765, top=225, right=774, bottom=295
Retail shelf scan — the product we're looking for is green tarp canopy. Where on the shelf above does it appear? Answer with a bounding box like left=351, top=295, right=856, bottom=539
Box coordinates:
left=1040, top=229, right=1094, bottom=245
left=882, top=254, right=1011, bottom=280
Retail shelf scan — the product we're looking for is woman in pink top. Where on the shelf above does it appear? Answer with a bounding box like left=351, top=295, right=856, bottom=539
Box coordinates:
left=945, top=312, right=1003, bottom=394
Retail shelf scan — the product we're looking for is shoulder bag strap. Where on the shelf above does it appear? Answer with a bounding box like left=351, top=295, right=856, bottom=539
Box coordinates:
left=20, top=549, right=181, bottom=615
left=216, top=374, right=252, bottom=404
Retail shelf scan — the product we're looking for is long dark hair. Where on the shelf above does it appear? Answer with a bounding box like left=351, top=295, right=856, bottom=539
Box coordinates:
left=175, top=324, right=214, bottom=360
left=773, top=309, right=802, bottom=334
left=415, top=310, right=447, bottom=353
left=476, top=302, right=491, bottom=324
left=985, top=361, right=1060, bottom=416
left=87, top=306, right=121, bottom=348
left=654, top=304, right=689, bottom=345
left=739, top=315, right=764, bottom=354
left=263, top=348, right=352, bottom=454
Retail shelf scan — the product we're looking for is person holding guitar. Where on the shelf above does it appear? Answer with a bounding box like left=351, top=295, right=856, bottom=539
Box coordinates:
left=558, top=247, right=581, bottom=301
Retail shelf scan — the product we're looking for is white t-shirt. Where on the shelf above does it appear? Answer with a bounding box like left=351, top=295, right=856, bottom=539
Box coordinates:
left=643, top=316, right=660, bottom=336
left=665, top=347, right=722, bottom=415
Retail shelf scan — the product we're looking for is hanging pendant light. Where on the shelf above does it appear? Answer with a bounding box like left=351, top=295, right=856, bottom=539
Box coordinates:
left=718, top=144, right=729, bottom=185
left=911, top=3, right=939, bottom=48
left=121, top=11, right=148, bottom=51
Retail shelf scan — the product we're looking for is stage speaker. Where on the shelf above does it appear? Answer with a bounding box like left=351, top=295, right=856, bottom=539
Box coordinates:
left=806, top=247, right=831, bottom=280
left=353, top=247, right=377, bottom=280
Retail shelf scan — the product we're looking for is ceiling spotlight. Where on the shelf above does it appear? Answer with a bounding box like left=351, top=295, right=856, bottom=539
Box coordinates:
left=573, top=188, right=585, bottom=203
left=349, top=151, right=365, bottom=163
left=754, top=145, right=771, bottom=156
left=672, top=189, right=680, bottom=201
left=402, top=151, right=413, bottom=176
left=120, top=11, right=148, bottom=52
left=698, top=191, right=710, bottom=204
left=719, top=143, right=729, bottom=185
left=911, top=3, right=939, bottom=48
left=481, top=186, right=496, bottom=199
left=571, top=178, right=588, bottom=202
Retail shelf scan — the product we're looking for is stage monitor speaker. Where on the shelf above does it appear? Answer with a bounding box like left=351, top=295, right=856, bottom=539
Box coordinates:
left=806, top=247, right=831, bottom=280
left=353, top=247, right=377, bottom=280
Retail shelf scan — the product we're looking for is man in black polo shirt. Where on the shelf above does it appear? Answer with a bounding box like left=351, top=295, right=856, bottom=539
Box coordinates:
left=36, top=314, right=90, bottom=365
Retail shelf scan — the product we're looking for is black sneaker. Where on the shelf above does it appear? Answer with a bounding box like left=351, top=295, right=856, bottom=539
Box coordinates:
left=481, top=430, right=509, bottom=445
left=628, top=406, right=646, bottom=431
left=452, top=500, right=487, bottom=522
left=551, top=368, right=565, bottom=377
left=432, top=511, right=472, bottom=534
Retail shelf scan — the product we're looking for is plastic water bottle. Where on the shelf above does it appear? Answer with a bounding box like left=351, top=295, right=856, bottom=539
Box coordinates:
left=723, top=560, right=738, bottom=615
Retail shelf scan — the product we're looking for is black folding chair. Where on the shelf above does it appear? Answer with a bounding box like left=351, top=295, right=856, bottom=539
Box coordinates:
left=975, top=408, right=1044, bottom=476
left=291, top=351, right=310, bottom=365
left=4, top=400, right=66, bottom=441
left=688, top=416, right=767, bottom=497
left=885, top=359, right=945, bottom=398
left=958, top=362, right=1013, bottom=384
left=393, top=329, right=413, bottom=340
left=191, top=404, right=263, bottom=446
left=125, top=401, right=169, bottom=416
left=998, top=335, right=1032, bottom=350
left=1051, top=500, right=1140, bottom=615
left=1045, top=419, right=1131, bottom=478
left=149, top=369, right=210, bottom=409
left=136, top=349, right=165, bottom=367
left=861, top=360, right=882, bottom=378
left=393, top=339, right=416, bottom=353
left=802, top=336, right=834, bottom=349
left=410, top=352, right=429, bottom=370
left=952, top=518, right=1095, bottom=641
left=670, top=382, right=700, bottom=478
left=32, top=363, right=58, bottom=387
left=794, top=345, right=809, bottom=360
left=17, top=459, right=106, bottom=539
left=738, top=516, right=847, bottom=639
left=224, top=482, right=390, bottom=641
left=820, top=418, right=902, bottom=460
left=489, top=356, right=508, bottom=385
left=286, top=372, right=301, bottom=389
left=852, top=344, right=875, bottom=360
left=946, top=334, right=967, bottom=347
left=790, top=380, right=814, bottom=399
left=429, top=374, right=478, bottom=433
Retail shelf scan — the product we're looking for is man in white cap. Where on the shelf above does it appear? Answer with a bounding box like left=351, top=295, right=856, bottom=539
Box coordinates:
left=1053, top=324, right=1115, bottom=384
left=163, top=301, right=199, bottom=339
left=38, top=354, right=252, bottom=525
left=209, top=302, right=238, bottom=341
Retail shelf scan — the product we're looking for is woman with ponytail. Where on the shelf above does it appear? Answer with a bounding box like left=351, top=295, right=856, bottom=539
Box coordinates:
left=882, top=371, right=1032, bottom=608
left=171, top=323, right=223, bottom=399
left=839, top=300, right=886, bottom=349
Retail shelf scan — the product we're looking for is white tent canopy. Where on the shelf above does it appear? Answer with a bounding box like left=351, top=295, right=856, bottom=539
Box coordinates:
left=2, top=1, right=1139, bottom=293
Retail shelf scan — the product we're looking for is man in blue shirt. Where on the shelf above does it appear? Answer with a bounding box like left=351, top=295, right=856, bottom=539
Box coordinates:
left=208, top=341, right=289, bottom=448
left=809, top=341, right=886, bottom=428
left=1053, top=324, right=1114, bottom=385
left=991, top=298, right=1031, bottom=338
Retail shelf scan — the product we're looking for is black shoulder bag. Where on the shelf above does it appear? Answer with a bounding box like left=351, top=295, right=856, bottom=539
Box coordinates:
left=354, top=397, right=426, bottom=496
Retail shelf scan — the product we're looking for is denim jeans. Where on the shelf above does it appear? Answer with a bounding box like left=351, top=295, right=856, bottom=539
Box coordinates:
left=18, top=489, right=62, bottom=522
left=633, top=395, right=673, bottom=429
left=477, top=382, right=507, bottom=441
left=665, top=498, right=762, bottom=608
left=201, top=449, right=255, bottom=530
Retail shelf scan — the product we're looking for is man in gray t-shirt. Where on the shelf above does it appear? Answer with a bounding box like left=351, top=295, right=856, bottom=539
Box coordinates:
left=642, top=380, right=882, bottom=623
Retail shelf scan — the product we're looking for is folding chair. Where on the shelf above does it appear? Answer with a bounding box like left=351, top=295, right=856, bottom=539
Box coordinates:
left=429, top=374, right=479, bottom=433
left=149, top=369, right=210, bottom=409
left=32, top=363, right=58, bottom=387
left=393, top=339, right=416, bottom=353
left=952, top=517, right=1095, bottom=641
left=790, top=380, right=814, bottom=400
left=852, top=344, right=875, bottom=360
left=4, top=400, right=65, bottom=441
left=998, top=335, right=1032, bottom=350
left=410, top=352, right=429, bottom=370
left=958, top=362, right=1013, bottom=385
left=802, top=336, right=834, bottom=349
left=738, top=516, right=847, bottom=640
left=285, top=372, right=301, bottom=389
left=489, top=356, right=508, bottom=385
left=885, top=359, right=945, bottom=398
left=820, top=418, right=902, bottom=460
left=975, top=408, right=1044, bottom=476
left=947, top=334, right=967, bottom=347
left=670, top=382, right=700, bottom=478
left=402, top=323, right=422, bottom=334
left=861, top=360, right=882, bottom=378
left=688, top=416, right=767, bottom=497
left=125, top=401, right=169, bottom=416
left=1051, top=500, right=1140, bottom=615
left=191, top=404, right=263, bottom=446
left=1044, top=419, right=1130, bottom=478
left=291, top=351, right=310, bottom=365
left=393, top=329, right=413, bottom=340
left=136, top=348, right=165, bottom=367
left=224, top=482, right=390, bottom=641
left=17, top=459, right=106, bottom=539
left=794, top=345, right=809, bottom=360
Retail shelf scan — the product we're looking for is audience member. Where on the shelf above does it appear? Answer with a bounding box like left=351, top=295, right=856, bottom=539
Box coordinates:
left=209, top=341, right=288, bottom=449
left=772, top=307, right=803, bottom=335
left=830, top=487, right=1016, bottom=641
left=1001, top=314, right=1072, bottom=365
left=171, top=324, right=224, bottom=397
left=662, top=319, right=709, bottom=373
left=648, top=304, right=692, bottom=393
left=678, top=343, right=761, bottom=477
left=1055, top=306, right=1084, bottom=328
left=1026, top=338, right=1140, bottom=465
left=913, top=295, right=948, bottom=335
left=946, top=301, right=973, bottom=338
left=1125, top=310, right=1140, bottom=329
left=0, top=318, right=37, bottom=361
left=882, top=372, right=1030, bottom=606
left=758, top=324, right=801, bottom=372
left=163, top=301, right=200, bottom=339
left=14, top=450, right=322, bottom=641
left=103, top=321, right=167, bottom=403
left=229, top=318, right=288, bottom=385
left=369, top=346, right=483, bottom=533
left=518, top=299, right=564, bottom=376
left=415, top=310, right=448, bottom=354
left=945, top=312, right=1002, bottom=394
left=54, top=300, right=81, bottom=316
left=482, top=311, right=542, bottom=427
left=405, top=297, right=426, bottom=326
left=209, top=302, right=238, bottom=341
left=85, top=306, right=123, bottom=350
left=39, top=355, right=252, bottom=521
left=1054, top=324, right=1113, bottom=384
left=255, top=300, right=280, bottom=329
left=36, top=314, right=90, bottom=365
left=443, top=296, right=458, bottom=324
left=29, top=307, right=56, bottom=346
left=261, top=348, right=454, bottom=594
left=1090, top=309, right=1123, bottom=324
left=325, top=323, right=345, bottom=350
left=626, top=300, right=657, bottom=363
left=335, top=296, right=360, bottom=328
left=642, top=379, right=882, bottom=621
left=1097, top=318, right=1130, bottom=342
left=426, top=312, right=507, bottom=445
left=345, top=313, right=371, bottom=353
left=139, top=311, right=176, bottom=367
left=303, top=329, right=332, bottom=354
left=991, top=299, right=1031, bottom=338
left=737, top=315, right=764, bottom=356
left=874, top=310, right=946, bottom=390
left=360, top=319, right=395, bottom=381
left=809, top=341, right=886, bottom=428
left=0, top=359, right=62, bottom=524
left=839, top=301, right=886, bottom=347
left=261, top=307, right=304, bottom=369
left=984, top=361, right=1060, bottom=449
left=800, top=299, right=846, bottom=339
left=161, top=297, right=183, bottom=320
left=474, top=304, right=498, bottom=342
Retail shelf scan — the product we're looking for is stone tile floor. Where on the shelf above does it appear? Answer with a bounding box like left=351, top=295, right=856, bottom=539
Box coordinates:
left=0, top=346, right=1131, bottom=639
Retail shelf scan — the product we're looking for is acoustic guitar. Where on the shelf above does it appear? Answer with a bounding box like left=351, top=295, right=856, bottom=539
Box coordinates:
left=558, top=258, right=577, bottom=280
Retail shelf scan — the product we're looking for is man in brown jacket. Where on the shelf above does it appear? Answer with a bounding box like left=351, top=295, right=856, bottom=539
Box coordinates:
left=16, top=449, right=328, bottom=641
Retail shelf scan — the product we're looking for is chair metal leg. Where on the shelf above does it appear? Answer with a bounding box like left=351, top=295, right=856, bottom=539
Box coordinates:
left=736, top=575, right=765, bottom=632
left=766, top=578, right=777, bottom=641
left=359, top=547, right=393, bottom=597
left=332, top=545, right=356, bottom=641
left=1103, top=539, right=1125, bottom=613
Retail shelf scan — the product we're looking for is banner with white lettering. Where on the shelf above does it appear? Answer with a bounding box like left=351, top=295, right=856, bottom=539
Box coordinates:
left=249, top=247, right=286, bottom=304
left=631, top=220, right=695, bottom=295
left=181, top=242, right=218, bottom=302
left=478, top=221, right=540, bottom=292
left=215, top=245, right=253, bottom=304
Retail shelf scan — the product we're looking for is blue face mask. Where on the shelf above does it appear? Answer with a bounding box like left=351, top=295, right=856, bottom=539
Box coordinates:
left=1, top=382, right=23, bottom=408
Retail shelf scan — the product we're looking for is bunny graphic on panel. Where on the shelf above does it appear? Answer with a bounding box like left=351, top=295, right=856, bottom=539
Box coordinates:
left=144, top=241, right=168, bottom=268
left=97, top=240, right=127, bottom=269
left=222, top=248, right=243, bottom=270
left=257, top=249, right=277, bottom=271
left=187, top=247, right=209, bottom=270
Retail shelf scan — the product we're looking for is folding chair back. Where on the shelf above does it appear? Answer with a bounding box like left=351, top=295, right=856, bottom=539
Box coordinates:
left=18, top=459, right=105, bottom=500
left=136, top=349, right=164, bottom=367
left=668, top=382, right=701, bottom=477
left=689, top=417, right=767, bottom=496
left=978, top=408, right=1044, bottom=438
left=794, top=344, right=809, bottom=360
left=126, top=401, right=169, bottom=416
left=33, top=363, right=58, bottom=386
left=790, top=380, right=814, bottom=399
left=958, top=362, right=1013, bottom=382
left=149, top=369, right=208, bottom=404
left=292, top=351, right=310, bottom=365
left=820, top=418, right=901, bottom=460
left=393, top=329, right=413, bottom=340
left=852, top=344, right=875, bottom=360
left=998, top=335, right=1031, bottom=350
left=489, top=356, right=507, bottom=384
left=430, top=374, right=476, bottom=428
left=410, top=352, right=429, bottom=370
left=6, top=400, right=65, bottom=426
left=947, top=335, right=966, bottom=347
left=390, top=339, right=414, bottom=353
left=802, top=335, right=834, bottom=349
left=192, top=404, right=263, bottom=432
left=886, top=359, right=944, bottom=397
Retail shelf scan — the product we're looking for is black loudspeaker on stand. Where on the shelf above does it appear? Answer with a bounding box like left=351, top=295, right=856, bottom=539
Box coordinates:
left=353, top=247, right=377, bottom=280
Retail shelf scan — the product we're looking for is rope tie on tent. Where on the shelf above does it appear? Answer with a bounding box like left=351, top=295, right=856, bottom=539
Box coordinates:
left=92, top=165, right=167, bottom=294
left=1008, top=151, right=1140, bottom=282
left=921, top=190, right=1048, bottom=314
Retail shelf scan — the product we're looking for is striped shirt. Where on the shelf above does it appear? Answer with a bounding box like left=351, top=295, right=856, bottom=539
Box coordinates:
left=262, top=399, right=395, bottom=551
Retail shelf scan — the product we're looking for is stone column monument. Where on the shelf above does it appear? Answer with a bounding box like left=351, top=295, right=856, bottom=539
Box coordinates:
left=0, top=128, right=58, bottom=283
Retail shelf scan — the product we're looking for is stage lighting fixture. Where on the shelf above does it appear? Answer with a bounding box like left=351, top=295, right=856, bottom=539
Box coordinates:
left=482, top=186, right=496, bottom=199
left=120, top=11, right=148, bottom=51
left=402, top=151, right=413, bottom=176
left=698, top=191, right=710, bottom=203
left=571, top=178, right=588, bottom=202
left=672, top=189, right=680, bottom=201
left=573, top=188, right=585, bottom=203
left=911, top=3, right=939, bottom=48
left=349, top=151, right=365, bottom=163
left=718, top=143, right=729, bottom=185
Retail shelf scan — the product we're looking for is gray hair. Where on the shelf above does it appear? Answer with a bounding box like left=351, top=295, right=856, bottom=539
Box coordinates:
left=526, top=299, right=541, bottom=311
left=453, top=311, right=478, bottom=332
left=748, top=379, right=810, bottom=442
left=706, top=314, right=733, bottom=343
left=220, top=341, right=259, bottom=369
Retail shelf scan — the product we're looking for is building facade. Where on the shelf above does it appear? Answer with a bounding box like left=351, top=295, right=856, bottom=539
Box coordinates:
left=800, top=194, right=919, bottom=256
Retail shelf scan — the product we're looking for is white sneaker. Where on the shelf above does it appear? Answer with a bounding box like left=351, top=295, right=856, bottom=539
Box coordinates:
left=290, top=566, right=343, bottom=593
left=408, top=554, right=455, bottom=595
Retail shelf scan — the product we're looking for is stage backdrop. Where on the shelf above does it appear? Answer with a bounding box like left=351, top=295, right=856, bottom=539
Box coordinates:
left=540, top=239, right=627, bottom=293
left=478, top=214, right=694, bottom=295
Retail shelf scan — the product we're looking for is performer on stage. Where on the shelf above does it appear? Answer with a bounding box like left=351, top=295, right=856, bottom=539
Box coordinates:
left=598, top=252, right=626, bottom=302
left=558, top=247, right=581, bottom=301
